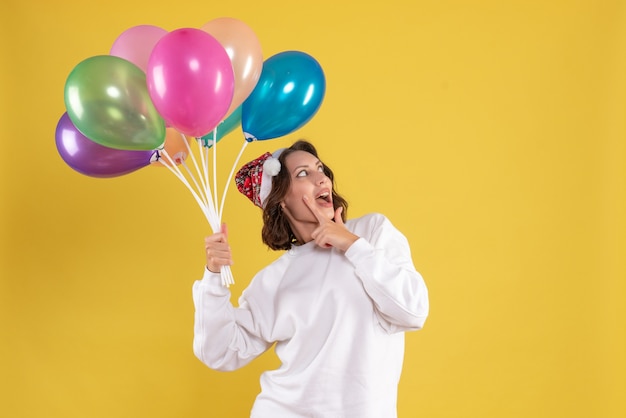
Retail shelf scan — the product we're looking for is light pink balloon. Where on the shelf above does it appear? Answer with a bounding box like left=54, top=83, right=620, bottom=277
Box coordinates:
left=147, top=28, right=235, bottom=138
left=110, top=25, right=168, bottom=72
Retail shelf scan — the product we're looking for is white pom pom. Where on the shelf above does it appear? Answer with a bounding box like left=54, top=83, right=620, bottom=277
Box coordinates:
left=263, top=158, right=281, bottom=177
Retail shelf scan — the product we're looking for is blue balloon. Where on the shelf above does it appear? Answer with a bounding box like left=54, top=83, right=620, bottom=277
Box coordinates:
left=200, top=105, right=242, bottom=147
left=242, top=51, right=326, bottom=141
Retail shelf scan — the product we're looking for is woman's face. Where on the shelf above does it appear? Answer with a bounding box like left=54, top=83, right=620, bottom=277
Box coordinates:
left=280, top=150, right=334, bottom=234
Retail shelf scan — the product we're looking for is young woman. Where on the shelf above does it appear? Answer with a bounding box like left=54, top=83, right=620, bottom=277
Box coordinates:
left=193, top=140, right=429, bottom=417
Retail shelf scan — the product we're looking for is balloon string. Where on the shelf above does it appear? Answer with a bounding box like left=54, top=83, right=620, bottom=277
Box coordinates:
left=212, top=127, right=219, bottom=219
left=209, top=126, right=234, bottom=286
left=203, top=142, right=210, bottom=213
left=219, top=140, right=248, bottom=221
left=160, top=151, right=216, bottom=228
left=181, top=161, right=210, bottom=209
left=196, top=138, right=210, bottom=213
left=197, top=137, right=216, bottom=222
left=159, top=148, right=233, bottom=287
left=158, top=150, right=219, bottom=231
left=192, top=128, right=234, bottom=287
left=181, top=134, right=211, bottom=209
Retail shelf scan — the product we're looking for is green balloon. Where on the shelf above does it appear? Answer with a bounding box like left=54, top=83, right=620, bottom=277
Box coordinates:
left=64, top=55, right=165, bottom=151
left=200, top=105, right=242, bottom=147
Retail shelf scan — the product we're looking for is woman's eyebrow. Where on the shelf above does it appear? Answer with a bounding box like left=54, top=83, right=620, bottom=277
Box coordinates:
left=291, top=160, right=321, bottom=173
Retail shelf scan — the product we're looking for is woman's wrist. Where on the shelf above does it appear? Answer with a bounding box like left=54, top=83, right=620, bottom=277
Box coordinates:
left=206, top=264, right=220, bottom=274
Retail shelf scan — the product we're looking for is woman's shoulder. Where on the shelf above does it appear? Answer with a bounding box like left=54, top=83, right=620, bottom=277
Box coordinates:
left=346, top=212, right=391, bottom=235
left=346, top=212, right=388, bottom=227
left=249, top=247, right=297, bottom=280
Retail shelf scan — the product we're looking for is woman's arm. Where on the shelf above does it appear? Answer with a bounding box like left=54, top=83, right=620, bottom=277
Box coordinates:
left=192, top=270, right=271, bottom=371
left=345, top=214, right=429, bottom=333
left=193, top=228, right=271, bottom=371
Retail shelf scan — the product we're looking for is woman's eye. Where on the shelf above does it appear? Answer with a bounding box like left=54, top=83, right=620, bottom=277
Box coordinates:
left=295, top=165, right=323, bottom=177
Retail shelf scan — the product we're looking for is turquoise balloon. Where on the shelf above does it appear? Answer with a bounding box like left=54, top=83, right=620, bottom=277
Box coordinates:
left=64, top=55, right=165, bottom=151
left=200, top=105, right=242, bottom=147
left=242, top=51, right=325, bottom=141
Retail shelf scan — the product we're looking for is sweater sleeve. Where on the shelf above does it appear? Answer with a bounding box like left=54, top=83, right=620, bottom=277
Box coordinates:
left=344, top=214, right=429, bottom=333
left=192, top=269, right=271, bottom=371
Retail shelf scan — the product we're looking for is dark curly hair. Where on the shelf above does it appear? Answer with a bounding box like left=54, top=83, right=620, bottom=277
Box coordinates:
left=261, top=140, right=348, bottom=250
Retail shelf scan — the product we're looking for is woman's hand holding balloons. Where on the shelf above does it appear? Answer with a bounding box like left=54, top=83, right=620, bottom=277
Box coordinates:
left=205, top=223, right=234, bottom=273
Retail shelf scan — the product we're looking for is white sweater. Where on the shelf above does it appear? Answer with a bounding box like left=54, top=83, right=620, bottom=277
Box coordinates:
left=193, top=213, right=429, bottom=417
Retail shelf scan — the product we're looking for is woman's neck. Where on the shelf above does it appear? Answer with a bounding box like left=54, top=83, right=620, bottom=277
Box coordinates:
left=289, top=222, right=315, bottom=246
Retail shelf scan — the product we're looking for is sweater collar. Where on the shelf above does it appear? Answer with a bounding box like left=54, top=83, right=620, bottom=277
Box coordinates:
left=287, top=240, right=318, bottom=256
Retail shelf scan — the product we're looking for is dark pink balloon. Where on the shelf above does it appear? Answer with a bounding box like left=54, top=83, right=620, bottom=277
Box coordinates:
left=55, top=113, right=155, bottom=178
left=147, top=28, right=235, bottom=138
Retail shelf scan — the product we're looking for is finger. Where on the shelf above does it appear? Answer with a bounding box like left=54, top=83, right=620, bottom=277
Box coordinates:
left=206, top=253, right=233, bottom=273
left=205, top=239, right=230, bottom=251
left=334, top=207, right=344, bottom=225
left=221, top=222, right=228, bottom=238
left=205, top=233, right=226, bottom=245
left=205, top=234, right=230, bottom=254
left=311, top=225, right=333, bottom=248
left=302, top=195, right=327, bottom=224
left=206, top=245, right=232, bottom=262
left=205, top=236, right=219, bottom=246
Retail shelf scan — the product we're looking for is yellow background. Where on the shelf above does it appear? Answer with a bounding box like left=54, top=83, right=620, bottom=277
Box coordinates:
left=1, top=0, right=625, bottom=417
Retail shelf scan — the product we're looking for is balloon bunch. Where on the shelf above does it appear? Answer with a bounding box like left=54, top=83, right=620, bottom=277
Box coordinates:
left=56, top=18, right=326, bottom=286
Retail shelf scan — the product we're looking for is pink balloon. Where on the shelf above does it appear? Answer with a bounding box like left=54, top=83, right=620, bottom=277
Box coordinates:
left=146, top=28, right=235, bottom=138
left=110, top=25, right=168, bottom=72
